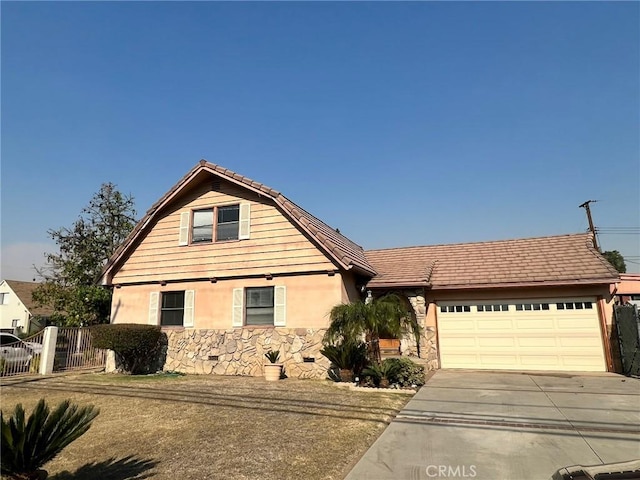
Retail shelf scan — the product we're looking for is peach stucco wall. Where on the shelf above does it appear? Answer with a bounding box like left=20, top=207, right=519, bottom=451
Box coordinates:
left=111, top=272, right=354, bottom=329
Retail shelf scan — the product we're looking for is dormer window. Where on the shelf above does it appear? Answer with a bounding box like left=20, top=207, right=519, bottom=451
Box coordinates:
left=179, top=203, right=250, bottom=246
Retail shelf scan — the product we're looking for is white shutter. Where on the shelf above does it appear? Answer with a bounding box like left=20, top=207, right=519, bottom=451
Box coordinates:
left=239, top=203, right=251, bottom=240
left=178, top=211, right=190, bottom=246
left=274, top=286, right=286, bottom=327
left=183, top=290, right=195, bottom=327
left=148, top=292, right=159, bottom=325
left=232, top=288, right=244, bottom=327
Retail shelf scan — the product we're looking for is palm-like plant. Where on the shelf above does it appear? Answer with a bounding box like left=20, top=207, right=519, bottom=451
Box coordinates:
left=320, top=341, right=368, bottom=382
left=1, top=399, right=99, bottom=479
left=362, top=360, right=401, bottom=388
left=264, top=350, right=280, bottom=364
left=324, top=294, right=421, bottom=364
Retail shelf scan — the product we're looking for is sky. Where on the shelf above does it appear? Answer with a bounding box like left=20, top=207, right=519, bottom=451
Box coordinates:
left=2, top=1, right=639, bottom=281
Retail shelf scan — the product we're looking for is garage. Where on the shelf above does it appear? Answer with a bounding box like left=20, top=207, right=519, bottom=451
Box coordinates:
left=437, top=298, right=607, bottom=372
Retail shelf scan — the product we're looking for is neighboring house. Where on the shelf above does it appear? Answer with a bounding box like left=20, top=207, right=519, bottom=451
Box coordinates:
left=100, top=161, right=621, bottom=377
left=613, top=274, right=640, bottom=307
left=0, top=280, right=54, bottom=334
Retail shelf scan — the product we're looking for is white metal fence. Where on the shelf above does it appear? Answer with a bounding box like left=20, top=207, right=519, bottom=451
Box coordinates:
left=0, top=327, right=106, bottom=379
left=54, top=327, right=106, bottom=372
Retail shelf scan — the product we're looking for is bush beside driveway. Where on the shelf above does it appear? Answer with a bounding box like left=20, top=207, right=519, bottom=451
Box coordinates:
left=347, top=370, right=640, bottom=480
left=0, top=373, right=410, bottom=480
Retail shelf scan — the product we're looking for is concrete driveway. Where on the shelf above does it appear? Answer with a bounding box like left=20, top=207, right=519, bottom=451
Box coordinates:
left=346, top=370, right=640, bottom=480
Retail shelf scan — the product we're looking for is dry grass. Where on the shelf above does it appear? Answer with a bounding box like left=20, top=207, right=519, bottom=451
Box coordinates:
left=0, top=373, right=410, bottom=480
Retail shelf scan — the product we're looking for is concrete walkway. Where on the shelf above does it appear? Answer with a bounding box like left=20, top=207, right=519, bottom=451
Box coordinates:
left=346, top=370, right=640, bottom=480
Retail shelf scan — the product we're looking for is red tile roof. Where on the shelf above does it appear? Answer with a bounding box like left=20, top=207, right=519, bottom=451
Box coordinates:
left=364, top=233, right=619, bottom=289
left=101, top=161, right=376, bottom=283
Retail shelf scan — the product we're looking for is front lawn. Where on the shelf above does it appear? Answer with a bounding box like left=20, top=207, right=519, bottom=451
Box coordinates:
left=0, top=373, right=409, bottom=480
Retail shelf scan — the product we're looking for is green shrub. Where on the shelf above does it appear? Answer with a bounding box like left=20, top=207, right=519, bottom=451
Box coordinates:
left=1, top=399, right=99, bottom=478
left=90, top=324, right=162, bottom=375
left=382, top=357, right=426, bottom=387
left=320, top=341, right=368, bottom=376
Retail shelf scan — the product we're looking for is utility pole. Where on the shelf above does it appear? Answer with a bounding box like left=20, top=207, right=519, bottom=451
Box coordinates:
left=579, top=200, right=600, bottom=251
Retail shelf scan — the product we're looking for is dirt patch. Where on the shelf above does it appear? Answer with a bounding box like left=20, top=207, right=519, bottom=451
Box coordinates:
left=1, top=373, right=409, bottom=480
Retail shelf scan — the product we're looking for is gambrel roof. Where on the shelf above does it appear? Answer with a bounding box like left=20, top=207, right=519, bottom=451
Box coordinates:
left=100, top=161, right=376, bottom=284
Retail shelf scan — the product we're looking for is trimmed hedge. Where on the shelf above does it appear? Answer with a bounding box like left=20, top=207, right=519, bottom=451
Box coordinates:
left=90, top=324, right=162, bottom=375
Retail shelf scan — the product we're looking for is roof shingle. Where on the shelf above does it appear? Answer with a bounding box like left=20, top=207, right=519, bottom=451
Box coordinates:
left=364, top=233, right=619, bottom=289
left=4, top=280, right=55, bottom=317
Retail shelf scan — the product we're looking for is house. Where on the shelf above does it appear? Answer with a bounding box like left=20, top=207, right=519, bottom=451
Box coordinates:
left=100, top=161, right=620, bottom=377
left=0, top=280, right=54, bottom=334
left=613, top=273, right=640, bottom=307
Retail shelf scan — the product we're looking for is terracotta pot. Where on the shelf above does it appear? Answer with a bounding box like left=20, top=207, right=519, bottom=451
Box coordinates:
left=339, top=369, right=353, bottom=383
left=378, top=339, right=400, bottom=349
left=264, top=363, right=283, bottom=381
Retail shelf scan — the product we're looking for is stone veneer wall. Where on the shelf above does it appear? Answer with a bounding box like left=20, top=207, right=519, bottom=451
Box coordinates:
left=401, top=291, right=439, bottom=371
left=162, top=327, right=330, bottom=379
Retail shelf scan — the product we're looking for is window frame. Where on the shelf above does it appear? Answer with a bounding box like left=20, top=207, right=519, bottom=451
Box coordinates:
left=190, top=204, right=240, bottom=244
left=245, top=287, right=275, bottom=326
left=160, top=291, right=186, bottom=327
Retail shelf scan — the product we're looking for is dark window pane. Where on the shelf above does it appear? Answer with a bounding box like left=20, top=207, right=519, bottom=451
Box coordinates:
left=218, top=205, right=239, bottom=223
left=566, top=303, right=574, bottom=310
left=463, top=306, right=470, bottom=312
left=246, top=307, right=275, bottom=325
left=217, top=222, right=238, bottom=241
left=557, top=303, right=564, bottom=310
left=161, top=291, right=185, bottom=326
left=216, top=205, right=240, bottom=241
left=477, top=305, right=484, bottom=312
left=584, top=302, right=593, bottom=309
left=516, top=304, right=523, bottom=311
left=245, top=287, right=274, bottom=325
left=455, top=305, right=463, bottom=313
left=575, top=302, right=583, bottom=310
left=533, top=304, right=541, bottom=311
left=161, top=310, right=184, bottom=326
left=524, top=304, right=532, bottom=311
left=542, top=304, right=550, bottom=310
left=500, top=304, right=509, bottom=311
left=162, top=292, right=184, bottom=309
left=192, top=210, right=213, bottom=243
left=440, top=306, right=447, bottom=313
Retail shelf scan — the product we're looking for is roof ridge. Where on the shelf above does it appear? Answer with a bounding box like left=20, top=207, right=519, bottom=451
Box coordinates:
left=364, top=232, right=591, bottom=253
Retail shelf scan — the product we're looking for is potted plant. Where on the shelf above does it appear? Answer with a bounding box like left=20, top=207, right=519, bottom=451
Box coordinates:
left=320, top=341, right=368, bottom=382
left=264, top=350, right=283, bottom=381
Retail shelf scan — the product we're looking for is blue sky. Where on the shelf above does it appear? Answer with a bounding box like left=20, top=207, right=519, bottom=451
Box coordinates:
left=2, top=1, right=639, bottom=280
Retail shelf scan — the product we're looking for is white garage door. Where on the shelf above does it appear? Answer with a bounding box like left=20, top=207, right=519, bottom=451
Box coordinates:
left=437, top=298, right=607, bottom=372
